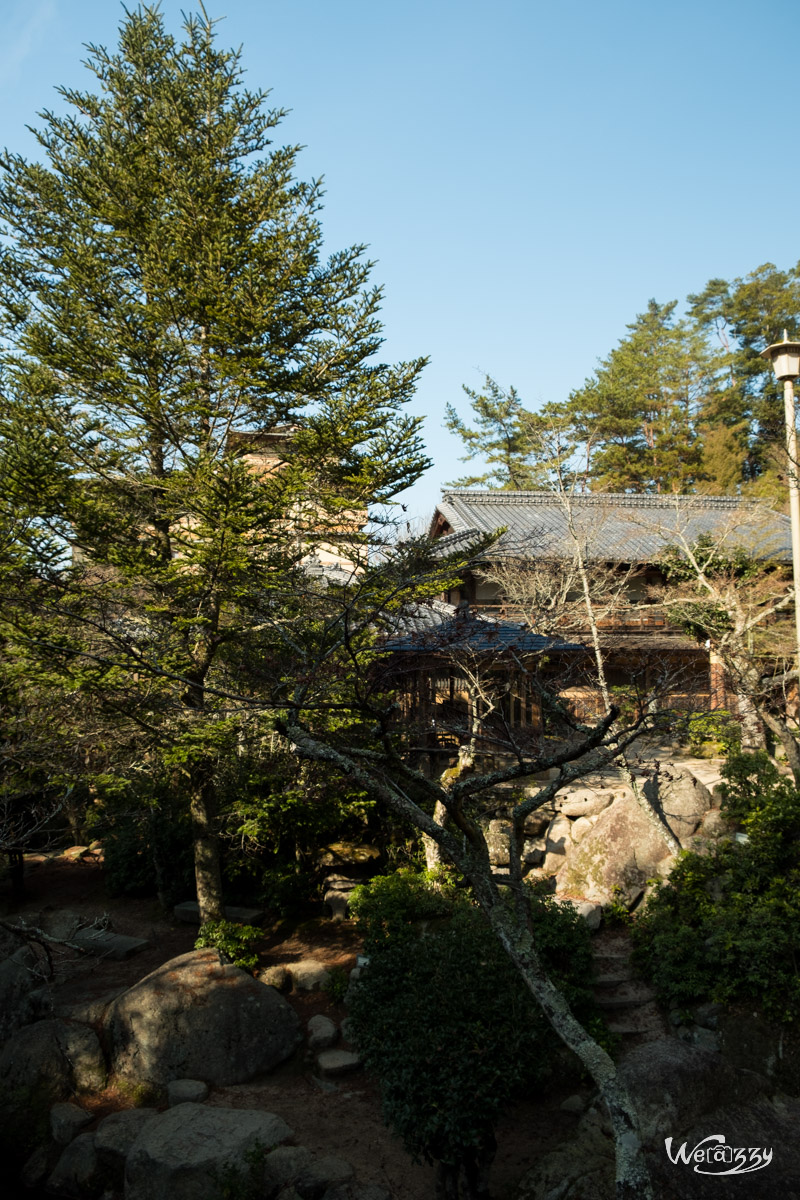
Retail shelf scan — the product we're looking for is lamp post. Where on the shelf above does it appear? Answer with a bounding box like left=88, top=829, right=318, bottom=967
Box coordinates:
left=761, top=331, right=800, bottom=671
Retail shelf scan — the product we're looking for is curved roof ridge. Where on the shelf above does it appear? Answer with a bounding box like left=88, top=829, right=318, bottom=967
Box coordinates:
left=439, top=490, right=770, bottom=510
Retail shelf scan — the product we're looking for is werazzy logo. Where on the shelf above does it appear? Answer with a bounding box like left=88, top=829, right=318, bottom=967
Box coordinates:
left=665, top=1134, right=773, bottom=1176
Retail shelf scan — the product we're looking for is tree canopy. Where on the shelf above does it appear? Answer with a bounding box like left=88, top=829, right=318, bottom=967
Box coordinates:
left=447, top=263, right=800, bottom=498
left=0, top=4, right=429, bottom=921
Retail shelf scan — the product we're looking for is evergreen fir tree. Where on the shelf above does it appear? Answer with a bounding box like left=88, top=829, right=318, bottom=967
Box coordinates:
left=0, top=5, right=429, bottom=920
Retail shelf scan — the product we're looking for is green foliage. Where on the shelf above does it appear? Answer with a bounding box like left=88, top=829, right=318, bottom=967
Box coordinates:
left=633, top=750, right=800, bottom=1022
left=604, top=886, right=634, bottom=927
left=678, top=710, right=741, bottom=757
left=324, top=966, right=350, bottom=1004
left=195, top=920, right=262, bottom=972
left=347, top=871, right=601, bottom=1172
left=0, top=3, right=430, bottom=920
left=212, top=1145, right=270, bottom=1200
left=84, top=782, right=193, bottom=904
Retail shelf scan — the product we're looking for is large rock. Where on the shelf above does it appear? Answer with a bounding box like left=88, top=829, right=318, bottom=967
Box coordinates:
left=0, top=1018, right=106, bottom=1105
left=50, top=1101, right=92, bottom=1145
left=555, top=788, right=617, bottom=818
left=0, top=944, right=40, bottom=1041
left=46, top=1132, right=101, bottom=1197
left=545, top=813, right=573, bottom=853
left=307, top=1014, right=338, bottom=1051
left=643, top=764, right=711, bottom=843
left=124, top=1103, right=293, bottom=1200
left=94, top=1108, right=159, bottom=1175
left=104, top=949, right=301, bottom=1086
left=522, top=804, right=556, bottom=837
left=555, top=791, right=675, bottom=905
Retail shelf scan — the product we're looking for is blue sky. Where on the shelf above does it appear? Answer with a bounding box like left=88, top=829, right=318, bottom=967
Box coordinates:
left=2, top=0, right=798, bottom=522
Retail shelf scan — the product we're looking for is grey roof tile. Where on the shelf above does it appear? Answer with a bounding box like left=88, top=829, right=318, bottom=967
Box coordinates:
left=384, top=600, right=583, bottom=655
left=433, top=491, right=792, bottom=563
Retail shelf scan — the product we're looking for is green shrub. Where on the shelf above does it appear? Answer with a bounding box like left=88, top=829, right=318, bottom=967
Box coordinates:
left=633, top=750, right=800, bottom=1022
left=678, top=710, right=741, bottom=757
left=324, top=966, right=350, bottom=1005
left=84, top=780, right=193, bottom=904
left=195, top=920, right=262, bottom=972
left=347, top=870, right=602, bottom=1190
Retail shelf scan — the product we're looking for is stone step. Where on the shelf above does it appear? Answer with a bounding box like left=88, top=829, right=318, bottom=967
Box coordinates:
left=605, top=1001, right=668, bottom=1038
left=594, top=986, right=657, bottom=1011
left=71, top=929, right=151, bottom=960
left=593, top=970, right=634, bottom=986
left=173, top=902, right=265, bottom=925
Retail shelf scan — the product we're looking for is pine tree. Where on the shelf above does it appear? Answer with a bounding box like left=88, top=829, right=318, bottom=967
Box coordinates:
left=688, top=261, right=800, bottom=500
left=0, top=5, right=429, bottom=921
left=565, top=300, right=715, bottom=493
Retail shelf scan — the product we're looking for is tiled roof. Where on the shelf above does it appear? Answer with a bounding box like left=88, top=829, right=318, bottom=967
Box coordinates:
left=432, top=491, right=792, bottom=563
left=384, top=600, right=583, bottom=655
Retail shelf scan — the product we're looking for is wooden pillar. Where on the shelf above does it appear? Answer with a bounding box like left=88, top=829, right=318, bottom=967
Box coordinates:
left=709, top=650, right=726, bottom=711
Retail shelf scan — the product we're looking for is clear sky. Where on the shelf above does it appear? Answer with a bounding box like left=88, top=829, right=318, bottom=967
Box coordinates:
left=2, top=0, right=798, bottom=523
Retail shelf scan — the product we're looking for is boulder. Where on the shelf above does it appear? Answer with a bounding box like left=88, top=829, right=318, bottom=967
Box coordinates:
left=166, top=1079, right=209, bottom=1106
left=545, top=813, right=572, bottom=854
left=556, top=789, right=616, bottom=819
left=643, top=764, right=711, bottom=843
left=258, top=965, right=291, bottom=992
left=307, top=1014, right=338, bottom=1052
left=696, top=807, right=733, bottom=841
left=295, top=1155, right=354, bottom=1199
left=104, top=949, right=301, bottom=1086
left=125, top=1103, right=293, bottom=1200
left=0, top=1018, right=106, bottom=1105
left=321, top=1188, right=390, bottom=1200
left=555, top=792, right=676, bottom=906
left=316, top=1049, right=361, bottom=1077
left=570, top=816, right=593, bottom=844
left=50, top=1101, right=92, bottom=1145
left=46, top=1132, right=101, bottom=1197
left=573, top=900, right=602, bottom=931
left=19, top=1144, right=51, bottom=1190
left=289, top=959, right=332, bottom=991
left=522, top=805, right=556, bottom=837
left=541, top=851, right=568, bottom=875
left=263, top=1145, right=315, bottom=1196
left=522, top=838, right=545, bottom=866
left=0, top=944, right=40, bottom=1041
left=94, top=1108, right=159, bottom=1173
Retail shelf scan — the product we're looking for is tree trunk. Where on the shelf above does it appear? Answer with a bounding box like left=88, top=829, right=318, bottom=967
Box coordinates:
left=423, top=799, right=449, bottom=869
left=485, top=901, right=654, bottom=1200
left=736, top=687, right=766, bottom=751
left=189, top=778, right=224, bottom=924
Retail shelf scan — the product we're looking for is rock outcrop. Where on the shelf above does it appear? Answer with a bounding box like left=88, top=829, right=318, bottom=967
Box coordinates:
left=124, top=1103, right=293, bottom=1200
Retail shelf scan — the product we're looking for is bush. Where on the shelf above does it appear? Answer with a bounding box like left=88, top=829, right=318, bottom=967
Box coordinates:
left=195, top=920, right=262, bottom=972
left=633, top=750, right=800, bottom=1022
left=678, top=710, right=741, bottom=757
left=84, top=781, right=194, bottom=904
left=347, top=870, right=602, bottom=1191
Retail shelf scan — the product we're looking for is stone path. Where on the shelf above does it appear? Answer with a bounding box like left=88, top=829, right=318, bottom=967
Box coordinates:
left=591, top=928, right=667, bottom=1046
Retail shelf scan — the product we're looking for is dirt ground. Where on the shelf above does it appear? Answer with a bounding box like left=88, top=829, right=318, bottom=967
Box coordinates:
left=3, top=851, right=589, bottom=1200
